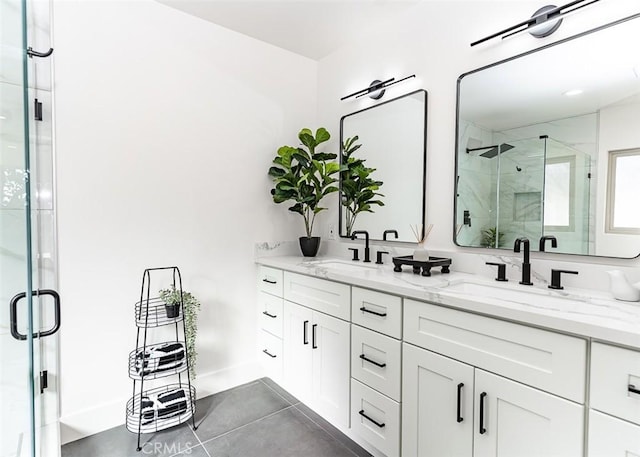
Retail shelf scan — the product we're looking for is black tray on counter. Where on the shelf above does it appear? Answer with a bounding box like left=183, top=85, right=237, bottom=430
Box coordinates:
left=392, top=255, right=452, bottom=277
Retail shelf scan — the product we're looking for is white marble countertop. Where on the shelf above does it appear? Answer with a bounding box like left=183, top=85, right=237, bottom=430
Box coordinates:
left=257, top=255, right=640, bottom=349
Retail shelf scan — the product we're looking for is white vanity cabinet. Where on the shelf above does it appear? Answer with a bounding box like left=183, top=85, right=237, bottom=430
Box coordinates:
left=402, top=299, right=586, bottom=457
left=281, top=273, right=351, bottom=428
left=588, top=343, right=640, bottom=456
left=257, top=260, right=640, bottom=457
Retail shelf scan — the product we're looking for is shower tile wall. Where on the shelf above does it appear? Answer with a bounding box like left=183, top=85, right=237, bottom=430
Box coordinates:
left=457, top=120, right=495, bottom=246
left=495, top=113, right=596, bottom=254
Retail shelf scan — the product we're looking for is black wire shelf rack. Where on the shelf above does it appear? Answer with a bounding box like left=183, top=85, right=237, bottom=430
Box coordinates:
left=128, top=266, right=197, bottom=451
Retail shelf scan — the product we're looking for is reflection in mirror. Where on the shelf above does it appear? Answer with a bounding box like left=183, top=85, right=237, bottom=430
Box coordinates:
left=455, top=14, right=640, bottom=258
left=340, top=90, right=427, bottom=242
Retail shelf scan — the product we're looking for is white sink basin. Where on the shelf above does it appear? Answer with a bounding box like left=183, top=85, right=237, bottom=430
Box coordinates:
left=311, top=260, right=379, bottom=273
left=444, top=280, right=577, bottom=308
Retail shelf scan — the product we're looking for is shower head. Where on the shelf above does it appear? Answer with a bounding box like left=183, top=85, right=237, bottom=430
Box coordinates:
left=479, top=143, right=515, bottom=158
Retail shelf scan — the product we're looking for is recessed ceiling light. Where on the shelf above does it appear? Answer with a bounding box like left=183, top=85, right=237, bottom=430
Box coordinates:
left=563, top=89, right=583, bottom=97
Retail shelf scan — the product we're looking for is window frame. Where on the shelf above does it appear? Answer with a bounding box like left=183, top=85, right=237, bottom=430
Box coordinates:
left=606, top=147, right=640, bottom=235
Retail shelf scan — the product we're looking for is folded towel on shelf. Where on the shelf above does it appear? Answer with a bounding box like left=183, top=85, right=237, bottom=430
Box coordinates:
left=140, top=387, right=189, bottom=426
left=135, top=342, right=185, bottom=376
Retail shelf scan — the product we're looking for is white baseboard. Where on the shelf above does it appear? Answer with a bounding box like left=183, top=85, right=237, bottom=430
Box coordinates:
left=60, top=361, right=261, bottom=445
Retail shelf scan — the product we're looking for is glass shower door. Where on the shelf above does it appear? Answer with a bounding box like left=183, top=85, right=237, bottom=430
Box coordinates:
left=1, top=0, right=57, bottom=456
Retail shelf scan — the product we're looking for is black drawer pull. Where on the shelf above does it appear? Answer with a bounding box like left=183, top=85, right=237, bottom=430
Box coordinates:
left=359, top=306, right=387, bottom=317
left=629, top=384, right=640, bottom=395
left=456, top=383, right=464, bottom=423
left=262, top=278, right=277, bottom=284
left=479, top=392, right=487, bottom=434
left=303, top=320, right=309, bottom=345
left=359, top=354, right=386, bottom=368
left=312, top=324, right=318, bottom=349
left=262, top=311, right=277, bottom=319
left=358, top=410, right=385, bottom=428
left=262, top=349, right=276, bottom=358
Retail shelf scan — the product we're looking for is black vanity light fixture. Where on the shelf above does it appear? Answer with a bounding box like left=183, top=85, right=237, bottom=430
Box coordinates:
left=340, top=75, right=416, bottom=101
left=470, top=0, right=600, bottom=47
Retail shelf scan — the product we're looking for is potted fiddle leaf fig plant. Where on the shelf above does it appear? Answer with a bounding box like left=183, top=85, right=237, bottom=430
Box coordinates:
left=268, top=127, right=341, bottom=257
left=340, top=136, right=384, bottom=237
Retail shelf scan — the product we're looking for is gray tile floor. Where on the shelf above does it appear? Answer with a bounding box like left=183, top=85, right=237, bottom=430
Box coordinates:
left=62, top=378, right=371, bottom=457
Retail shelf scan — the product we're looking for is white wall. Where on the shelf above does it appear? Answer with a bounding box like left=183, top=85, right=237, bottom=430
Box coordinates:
left=53, top=0, right=317, bottom=442
left=317, top=0, right=640, bottom=286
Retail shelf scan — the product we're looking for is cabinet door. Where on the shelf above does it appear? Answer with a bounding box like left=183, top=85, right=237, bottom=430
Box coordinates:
left=474, top=369, right=583, bottom=457
left=283, top=301, right=313, bottom=402
left=588, top=410, right=640, bottom=457
left=402, top=343, right=474, bottom=457
left=311, top=310, right=350, bottom=428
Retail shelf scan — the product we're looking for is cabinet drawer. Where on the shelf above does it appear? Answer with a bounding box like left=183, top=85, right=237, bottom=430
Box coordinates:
left=588, top=410, right=640, bottom=457
left=404, top=299, right=586, bottom=403
left=351, top=325, right=401, bottom=402
left=259, top=292, right=283, bottom=338
left=351, top=287, right=402, bottom=339
left=590, top=343, right=640, bottom=425
left=283, top=272, right=350, bottom=320
left=259, top=330, right=283, bottom=383
left=257, top=265, right=283, bottom=297
left=351, top=378, right=400, bottom=457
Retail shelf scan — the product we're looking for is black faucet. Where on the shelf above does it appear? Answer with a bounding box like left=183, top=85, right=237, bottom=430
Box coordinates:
left=486, top=262, right=508, bottom=282
left=513, top=237, right=533, bottom=285
left=539, top=235, right=558, bottom=252
left=383, top=230, right=398, bottom=241
left=548, top=269, right=578, bottom=290
left=351, top=230, right=371, bottom=263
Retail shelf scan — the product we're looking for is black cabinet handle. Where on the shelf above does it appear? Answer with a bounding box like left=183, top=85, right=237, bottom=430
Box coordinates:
left=457, top=383, right=464, bottom=423
left=10, top=289, right=61, bottom=341
left=262, top=310, right=277, bottom=319
left=359, top=354, right=386, bottom=368
left=629, top=384, right=640, bottom=395
left=262, top=349, right=276, bottom=358
left=303, top=320, right=309, bottom=345
left=479, top=392, right=487, bottom=434
left=358, top=410, right=385, bottom=428
left=359, top=306, right=387, bottom=317
left=312, top=324, right=318, bottom=349
left=262, top=278, right=277, bottom=284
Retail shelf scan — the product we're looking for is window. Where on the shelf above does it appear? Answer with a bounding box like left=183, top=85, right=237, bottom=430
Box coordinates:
left=544, top=157, right=574, bottom=230
left=607, top=148, right=640, bottom=234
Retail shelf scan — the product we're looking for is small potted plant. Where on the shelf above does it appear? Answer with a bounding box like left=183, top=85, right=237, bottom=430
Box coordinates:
left=340, top=136, right=384, bottom=237
left=158, top=285, right=201, bottom=378
left=268, top=127, right=341, bottom=257
left=481, top=226, right=504, bottom=248
left=159, top=286, right=182, bottom=318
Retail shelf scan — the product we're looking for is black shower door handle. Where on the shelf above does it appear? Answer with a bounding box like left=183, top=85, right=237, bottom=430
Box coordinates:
left=10, top=289, right=61, bottom=341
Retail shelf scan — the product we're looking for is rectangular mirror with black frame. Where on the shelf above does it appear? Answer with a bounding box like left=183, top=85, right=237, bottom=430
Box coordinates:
left=340, top=90, right=427, bottom=243
left=454, top=14, right=640, bottom=258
